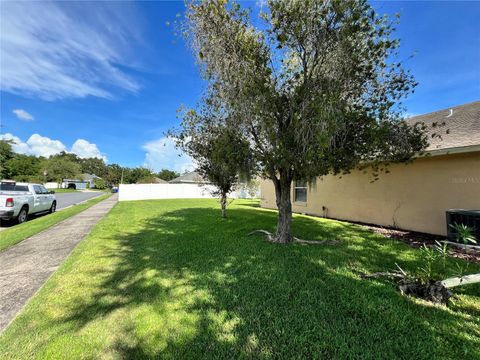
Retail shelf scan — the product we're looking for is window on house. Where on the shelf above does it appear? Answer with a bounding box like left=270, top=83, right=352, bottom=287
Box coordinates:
left=294, top=180, right=307, bottom=202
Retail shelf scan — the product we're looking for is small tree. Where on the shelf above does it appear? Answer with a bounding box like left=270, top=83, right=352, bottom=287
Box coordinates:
left=184, top=0, right=432, bottom=243
left=93, top=178, right=107, bottom=190
left=172, top=110, right=254, bottom=218
left=237, top=179, right=260, bottom=199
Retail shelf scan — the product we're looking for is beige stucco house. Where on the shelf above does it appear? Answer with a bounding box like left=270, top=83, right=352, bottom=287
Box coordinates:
left=260, top=101, right=480, bottom=236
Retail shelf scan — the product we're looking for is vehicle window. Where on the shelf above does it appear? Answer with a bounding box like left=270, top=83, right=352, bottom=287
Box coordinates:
left=40, top=186, right=49, bottom=194
left=0, top=183, right=29, bottom=192
left=33, top=185, right=43, bottom=194
left=0, top=183, right=16, bottom=191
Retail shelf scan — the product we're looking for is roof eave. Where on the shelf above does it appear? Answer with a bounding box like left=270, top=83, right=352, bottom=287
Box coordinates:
left=418, top=144, right=480, bottom=158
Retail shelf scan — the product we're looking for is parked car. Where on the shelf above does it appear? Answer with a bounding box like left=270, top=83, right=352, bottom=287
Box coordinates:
left=0, top=181, right=57, bottom=224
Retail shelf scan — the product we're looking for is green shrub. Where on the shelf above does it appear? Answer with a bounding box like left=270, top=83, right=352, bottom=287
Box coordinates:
left=93, top=178, right=106, bottom=189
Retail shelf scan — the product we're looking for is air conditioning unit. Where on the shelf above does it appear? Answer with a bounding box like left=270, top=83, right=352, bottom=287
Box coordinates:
left=446, top=210, right=480, bottom=242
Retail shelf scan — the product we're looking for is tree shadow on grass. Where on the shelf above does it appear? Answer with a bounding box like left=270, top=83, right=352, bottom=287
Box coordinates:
left=232, top=199, right=261, bottom=208
left=54, top=204, right=480, bottom=359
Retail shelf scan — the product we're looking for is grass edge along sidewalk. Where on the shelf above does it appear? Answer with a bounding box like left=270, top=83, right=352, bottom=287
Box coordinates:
left=0, top=193, right=111, bottom=252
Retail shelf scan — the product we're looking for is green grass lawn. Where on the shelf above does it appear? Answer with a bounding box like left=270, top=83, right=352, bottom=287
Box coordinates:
left=0, top=199, right=478, bottom=359
left=0, top=193, right=111, bottom=252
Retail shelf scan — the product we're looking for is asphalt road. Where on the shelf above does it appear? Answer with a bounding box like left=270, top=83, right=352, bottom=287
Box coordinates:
left=55, top=191, right=104, bottom=210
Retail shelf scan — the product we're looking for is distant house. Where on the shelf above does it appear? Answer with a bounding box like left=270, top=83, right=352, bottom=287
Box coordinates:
left=169, top=171, right=209, bottom=184
left=62, top=179, right=89, bottom=190
left=260, top=101, right=480, bottom=236
left=62, top=173, right=102, bottom=190
left=82, top=173, right=102, bottom=187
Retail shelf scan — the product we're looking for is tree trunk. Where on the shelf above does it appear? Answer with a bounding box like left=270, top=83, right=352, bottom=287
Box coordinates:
left=274, top=176, right=293, bottom=243
left=220, top=193, right=227, bottom=218
left=441, top=273, right=480, bottom=288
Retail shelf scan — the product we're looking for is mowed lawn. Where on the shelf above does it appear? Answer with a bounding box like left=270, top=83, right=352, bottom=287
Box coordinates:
left=0, top=199, right=479, bottom=359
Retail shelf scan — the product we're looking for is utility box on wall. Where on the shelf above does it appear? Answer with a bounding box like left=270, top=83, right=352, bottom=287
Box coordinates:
left=446, top=209, right=480, bottom=242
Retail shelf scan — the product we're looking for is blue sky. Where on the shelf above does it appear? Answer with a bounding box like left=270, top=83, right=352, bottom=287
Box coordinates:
left=1, top=1, right=479, bottom=171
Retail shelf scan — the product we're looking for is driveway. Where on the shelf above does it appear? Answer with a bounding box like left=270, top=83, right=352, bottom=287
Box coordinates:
left=0, top=194, right=117, bottom=332
left=55, top=191, right=105, bottom=210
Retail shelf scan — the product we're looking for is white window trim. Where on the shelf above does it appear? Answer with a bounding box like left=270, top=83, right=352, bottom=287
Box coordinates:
left=293, top=181, right=307, bottom=204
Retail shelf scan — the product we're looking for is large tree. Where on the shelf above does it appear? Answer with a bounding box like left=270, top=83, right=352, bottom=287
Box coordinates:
left=80, top=157, right=108, bottom=178
left=123, top=167, right=155, bottom=184
left=0, top=140, right=15, bottom=178
left=157, top=169, right=180, bottom=181
left=5, top=154, right=43, bottom=181
left=44, top=157, right=82, bottom=183
left=184, top=0, right=429, bottom=243
left=104, top=164, right=124, bottom=186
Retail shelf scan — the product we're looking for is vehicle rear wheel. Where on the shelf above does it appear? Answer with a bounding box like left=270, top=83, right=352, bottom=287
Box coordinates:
left=17, top=206, right=28, bottom=224
left=50, top=201, right=57, bottom=214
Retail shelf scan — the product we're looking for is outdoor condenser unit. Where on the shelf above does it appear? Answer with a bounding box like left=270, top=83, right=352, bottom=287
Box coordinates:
left=446, top=210, right=480, bottom=242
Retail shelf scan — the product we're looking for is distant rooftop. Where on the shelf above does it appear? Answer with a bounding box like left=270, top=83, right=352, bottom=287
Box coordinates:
left=136, top=177, right=168, bottom=184
left=405, top=100, right=480, bottom=152
left=82, top=173, right=101, bottom=180
left=169, top=171, right=208, bottom=184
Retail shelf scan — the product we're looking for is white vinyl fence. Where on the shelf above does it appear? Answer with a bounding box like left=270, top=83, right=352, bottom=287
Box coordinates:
left=119, top=183, right=218, bottom=201
left=44, top=182, right=59, bottom=189
left=118, top=183, right=259, bottom=202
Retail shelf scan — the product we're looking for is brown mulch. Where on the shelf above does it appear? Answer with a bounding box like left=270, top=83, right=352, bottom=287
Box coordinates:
left=361, top=224, right=480, bottom=262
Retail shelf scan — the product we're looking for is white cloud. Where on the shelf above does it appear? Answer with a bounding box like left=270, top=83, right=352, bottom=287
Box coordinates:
left=0, top=133, right=66, bottom=157
left=71, top=139, right=107, bottom=161
left=12, top=109, right=34, bottom=121
left=0, top=1, right=141, bottom=100
left=0, top=133, right=107, bottom=161
left=26, top=134, right=67, bottom=157
left=143, top=137, right=195, bottom=173
left=0, top=133, right=30, bottom=154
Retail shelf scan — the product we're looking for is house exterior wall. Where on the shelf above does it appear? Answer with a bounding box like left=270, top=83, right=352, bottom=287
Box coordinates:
left=260, top=152, right=480, bottom=236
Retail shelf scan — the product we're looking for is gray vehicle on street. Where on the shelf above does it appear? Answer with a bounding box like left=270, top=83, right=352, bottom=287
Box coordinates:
left=0, top=181, right=57, bottom=224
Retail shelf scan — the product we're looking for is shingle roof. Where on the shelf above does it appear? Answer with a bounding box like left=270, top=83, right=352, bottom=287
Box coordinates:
left=405, top=100, right=480, bottom=152
left=152, top=177, right=168, bottom=184
left=169, top=171, right=207, bottom=184
left=82, top=173, right=101, bottom=180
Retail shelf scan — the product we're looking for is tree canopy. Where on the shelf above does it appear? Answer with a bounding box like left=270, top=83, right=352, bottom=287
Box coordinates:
left=157, top=169, right=180, bottom=181
left=184, top=0, right=430, bottom=243
left=0, top=140, right=179, bottom=186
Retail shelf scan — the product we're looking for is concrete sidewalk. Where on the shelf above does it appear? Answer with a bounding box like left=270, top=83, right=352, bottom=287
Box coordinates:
left=0, top=194, right=117, bottom=333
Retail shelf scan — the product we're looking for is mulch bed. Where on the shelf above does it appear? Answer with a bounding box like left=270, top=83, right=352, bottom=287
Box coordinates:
left=361, top=224, right=480, bottom=262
